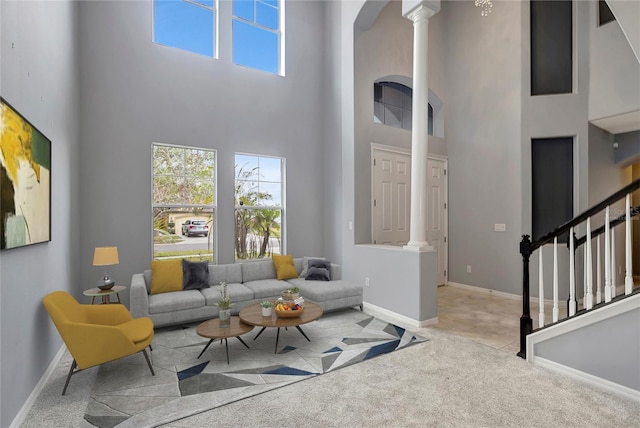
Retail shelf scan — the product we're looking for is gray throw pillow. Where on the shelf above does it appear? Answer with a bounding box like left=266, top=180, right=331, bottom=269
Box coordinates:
left=300, top=256, right=325, bottom=278
left=182, top=260, right=210, bottom=290
left=306, top=259, right=331, bottom=281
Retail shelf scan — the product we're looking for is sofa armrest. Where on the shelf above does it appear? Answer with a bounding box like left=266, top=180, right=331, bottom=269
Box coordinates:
left=331, top=263, right=341, bottom=280
left=130, top=273, right=150, bottom=319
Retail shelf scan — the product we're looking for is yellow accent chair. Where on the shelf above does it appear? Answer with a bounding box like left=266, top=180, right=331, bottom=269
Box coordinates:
left=43, top=291, right=155, bottom=395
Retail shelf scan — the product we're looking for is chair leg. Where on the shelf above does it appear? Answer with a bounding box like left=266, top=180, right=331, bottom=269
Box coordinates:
left=149, top=344, right=153, bottom=352
left=62, top=359, right=78, bottom=396
left=142, top=349, right=155, bottom=376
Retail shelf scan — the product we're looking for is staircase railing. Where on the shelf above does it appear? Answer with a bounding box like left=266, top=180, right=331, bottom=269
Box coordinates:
left=518, top=179, right=640, bottom=359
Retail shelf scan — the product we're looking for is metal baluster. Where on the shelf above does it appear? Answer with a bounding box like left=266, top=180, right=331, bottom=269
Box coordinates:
left=569, top=227, right=576, bottom=316
left=553, top=237, right=559, bottom=323
left=539, top=249, right=544, bottom=327
left=586, top=217, right=593, bottom=310
left=625, top=194, right=634, bottom=295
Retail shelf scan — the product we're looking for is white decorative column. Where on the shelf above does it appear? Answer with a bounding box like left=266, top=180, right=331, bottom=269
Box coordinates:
left=402, top=0, right=440, bottom=252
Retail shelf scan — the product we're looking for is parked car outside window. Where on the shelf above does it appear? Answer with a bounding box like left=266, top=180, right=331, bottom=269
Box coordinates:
left=181, top=220, right=209, bottom=237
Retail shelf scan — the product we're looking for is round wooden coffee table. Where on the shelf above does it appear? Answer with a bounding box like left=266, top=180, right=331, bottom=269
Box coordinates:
left=196, top=316, right=253, bottom=363
left=239, top=301, right=323, bottom=353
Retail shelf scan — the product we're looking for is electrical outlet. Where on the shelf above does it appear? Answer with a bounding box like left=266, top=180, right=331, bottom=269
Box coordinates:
left=467, top=265, right=472, bottom=273
left=365, top=277, right=370, bottom=287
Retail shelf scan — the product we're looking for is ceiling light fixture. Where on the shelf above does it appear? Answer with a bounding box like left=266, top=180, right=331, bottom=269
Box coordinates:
left=475, top=0, right=493, bottom=17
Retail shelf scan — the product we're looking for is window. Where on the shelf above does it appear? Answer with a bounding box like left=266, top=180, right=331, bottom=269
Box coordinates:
left=152, top=144, right=216, bottom=261
left=531, top=137, right=573, bottom=242
left=530, top=0, right=573, bottom=95
left=373, top=82, right=433, bottom=135
left=153, top=0, right=217, bottom=57
left=233, top=0, right=283, bottom=74
left=235, top=154, right=284, bottom=260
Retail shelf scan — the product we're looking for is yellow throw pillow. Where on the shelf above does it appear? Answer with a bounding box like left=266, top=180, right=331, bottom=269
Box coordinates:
left=272, top=254, right=298, bottom=280
left=150, top=259, right=183, bottom=294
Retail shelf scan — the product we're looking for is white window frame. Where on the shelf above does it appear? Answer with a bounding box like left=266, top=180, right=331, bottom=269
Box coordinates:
left=231, top=0, right=285, bottom=75
left=234, top=153, right=286, bottom=261
left=151, top=142, right=218, bottom=263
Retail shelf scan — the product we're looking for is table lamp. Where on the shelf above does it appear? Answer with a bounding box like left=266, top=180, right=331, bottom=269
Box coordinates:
left=93, top=246, right=119, bottom=290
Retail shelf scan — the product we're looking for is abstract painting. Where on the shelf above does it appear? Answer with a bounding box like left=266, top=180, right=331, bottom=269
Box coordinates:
left=0, top=98, right=51, bottom=250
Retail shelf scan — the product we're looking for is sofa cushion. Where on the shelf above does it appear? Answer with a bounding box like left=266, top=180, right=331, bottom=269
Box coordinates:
left=150, top=259, right=183, bottom=295
left=182, top=260, right=210, bottom=290
left=148, top=289, right=205, bottom=314
left=201, top=283, right=254, bottom=306
left=243, top=279, right=288, bottom=299
left=272, top=254, right=298, bottom=280
left=241, top=260, right=276, bottom=283
left=286, top=278, right=363, bottom=302
left=209, top=263, right=243, bottom=286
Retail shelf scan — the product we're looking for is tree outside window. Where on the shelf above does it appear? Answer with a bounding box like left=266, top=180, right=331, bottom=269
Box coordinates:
left=235, top=154, right=283, bottom=260
left=152, top=144, right=216, bottom=262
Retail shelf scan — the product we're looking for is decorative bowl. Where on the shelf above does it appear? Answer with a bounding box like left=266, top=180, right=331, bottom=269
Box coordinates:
left=275, top=305, right=304, bottom=318
left=281, top=291, right=300, bottom=300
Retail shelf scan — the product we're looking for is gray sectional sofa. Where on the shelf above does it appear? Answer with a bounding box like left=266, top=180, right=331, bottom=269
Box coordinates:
left=130, top=258, right=363, bottom=328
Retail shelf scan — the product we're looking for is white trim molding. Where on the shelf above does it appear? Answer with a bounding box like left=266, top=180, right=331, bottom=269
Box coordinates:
left=533, top=357, right=640, bottom=403
left=363, top=301, right=438, bottom=330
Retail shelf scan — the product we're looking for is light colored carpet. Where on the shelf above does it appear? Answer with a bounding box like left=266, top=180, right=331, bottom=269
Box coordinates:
left=21, top=316, right=639, bottom=428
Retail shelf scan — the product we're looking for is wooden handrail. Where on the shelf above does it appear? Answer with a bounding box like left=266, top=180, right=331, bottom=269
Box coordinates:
left=530, top=179, right=640, bottom=252
left=574, top=204, right=640, bottom=247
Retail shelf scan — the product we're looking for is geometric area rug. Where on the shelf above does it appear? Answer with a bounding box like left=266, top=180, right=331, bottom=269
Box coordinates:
left=84, top=309, right=429, bottom=428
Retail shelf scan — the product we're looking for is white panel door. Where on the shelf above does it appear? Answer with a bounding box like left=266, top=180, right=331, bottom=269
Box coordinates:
left=372, top=148, right=411, bottom=246
left=426, top=157, right=448, bottom=286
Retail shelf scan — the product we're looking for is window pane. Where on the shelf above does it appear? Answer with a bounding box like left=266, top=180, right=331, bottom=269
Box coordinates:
left=384, top=105, right=402, bottom=128
left=154, top=207, right=214, bottom=262
left=233, top=20, right=279, bottom=74
left=153, top=175, right=184, bottom=204
left=258, top=156, right=281, bottom=182
left=235, top=208, right=281, bottom=260
left=402, top=110, right=412, bottom=131
left=233, top=0, right=254, bottom=21
left=236, top=155, right=259, bottom=181
left=259, top=182, right=281, bottom=206
left=154, top=0, right=214, bottom=57
left=153, top=145, right=185, bottom=176
left=374, top=101, right=384, bottom=124
left=383, top=85, right=403, bottom=108
left=256, top=1, right=278, bottom=30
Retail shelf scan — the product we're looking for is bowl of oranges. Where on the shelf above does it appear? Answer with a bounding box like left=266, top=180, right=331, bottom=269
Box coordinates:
left=274, top=301, right=304, bottom=318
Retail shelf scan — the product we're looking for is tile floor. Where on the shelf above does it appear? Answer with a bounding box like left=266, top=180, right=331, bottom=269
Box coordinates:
left=432, top=285, right=568, bottom=355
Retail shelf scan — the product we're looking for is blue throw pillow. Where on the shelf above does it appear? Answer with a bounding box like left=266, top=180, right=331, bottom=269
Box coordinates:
left=182, top=260, right=210, bottom=290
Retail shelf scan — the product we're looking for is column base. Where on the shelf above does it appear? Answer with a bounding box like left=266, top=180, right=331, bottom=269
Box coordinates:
left=403, top=241, right=434, bottom=252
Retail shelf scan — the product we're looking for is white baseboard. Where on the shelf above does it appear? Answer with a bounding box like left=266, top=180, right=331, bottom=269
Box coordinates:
left=363, top=301, right=437, bottom=329
left=10, top=344, right=67, bottom=428
left=532, top=356, right=640, bottom=403
left=447, top=281, right=555, bottom=305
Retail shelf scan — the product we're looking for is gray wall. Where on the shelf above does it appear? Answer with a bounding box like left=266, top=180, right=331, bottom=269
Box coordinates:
left=0, top=1, right=80, bottom=426
left=76, top=0, right=329, bottom=309
left=535, top=304, right=640, bottom=391
left=614, top=130, right=640, bottom=165
left=444, top=0, right=524, bottom=294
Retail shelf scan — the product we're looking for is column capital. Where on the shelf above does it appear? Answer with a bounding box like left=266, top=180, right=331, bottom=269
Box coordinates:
left=402, top=0, right=440, bottom=22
